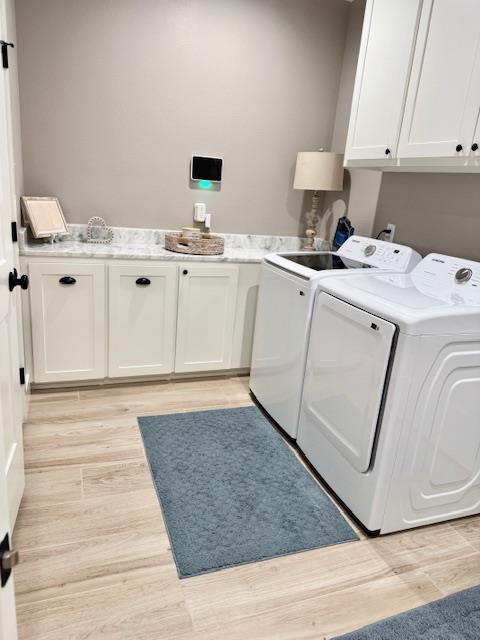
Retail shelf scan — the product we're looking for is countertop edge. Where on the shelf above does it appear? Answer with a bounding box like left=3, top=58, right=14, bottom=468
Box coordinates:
left=19, top=248, right=265, bottom=263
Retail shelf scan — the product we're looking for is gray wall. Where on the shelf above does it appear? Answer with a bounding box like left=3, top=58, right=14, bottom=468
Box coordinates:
left=374, top=173, right=480, bottom=261
left=16, top=0, right=350, bottom=236
left=321, top=0, right=383, bottom=242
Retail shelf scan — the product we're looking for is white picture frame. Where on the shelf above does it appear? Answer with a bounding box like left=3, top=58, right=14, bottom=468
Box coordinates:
left=21, top=196, right=69, bottom=238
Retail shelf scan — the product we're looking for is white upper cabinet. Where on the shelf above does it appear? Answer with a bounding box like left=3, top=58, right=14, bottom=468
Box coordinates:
left=346, top=0, right=422, bottom=161
left=471, top=116, right=480, bottom=162
left=108, top=263, right=177, bottom=378
left=398, top=0, right=480, bottom=159
left=175, top=264, right=239, bottom=373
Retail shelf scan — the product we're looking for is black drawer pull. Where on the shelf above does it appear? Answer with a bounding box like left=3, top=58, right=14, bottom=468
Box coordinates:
left=136, top=277, right=151, bottom=286
left=59, top=276, right=76, bottom=285
left=183, top=269, right=188, bottom=276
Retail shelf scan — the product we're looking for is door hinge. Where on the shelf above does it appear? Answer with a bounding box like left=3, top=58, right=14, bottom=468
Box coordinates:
left=19, top=367, right=25, bottom=385
left=0, top=40, right=14, bottom=69
left=11, top=221, right=17, bottom=242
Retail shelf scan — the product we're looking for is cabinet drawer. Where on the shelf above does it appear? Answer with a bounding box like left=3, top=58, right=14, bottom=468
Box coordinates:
left=28, top=263, right=106, bottom=383
left=108, top=264, right=177, bottom=377
left=175, top=264, right=239, bottom=373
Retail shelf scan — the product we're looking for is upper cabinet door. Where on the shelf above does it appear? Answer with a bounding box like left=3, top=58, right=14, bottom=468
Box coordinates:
left=345, top=0, right=422, bottom=162
left=398, top=0, right=480, bottom=159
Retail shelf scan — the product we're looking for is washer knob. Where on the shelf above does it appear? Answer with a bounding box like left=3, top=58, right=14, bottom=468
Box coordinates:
left=364, top=245, right=377, bottom=257
left=455, top=268, right=473, bottom=283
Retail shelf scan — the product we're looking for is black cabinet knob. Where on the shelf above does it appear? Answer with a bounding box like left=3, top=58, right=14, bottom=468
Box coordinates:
left=59, top=276, right=76, bottom=285
left=456, top=144, right=463, bottom=152
left=135, top=277, right=151, bottom=286
left=8, top=268, right=29, bottom=292
left=472, top=143, right=479, bottom=152
left=182, top=269, right=188, bottom=275
left=385, top=148, right=391, bottom=155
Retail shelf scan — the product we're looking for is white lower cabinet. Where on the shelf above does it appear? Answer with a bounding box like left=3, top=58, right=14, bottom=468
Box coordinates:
left=28, top=262, right=106, bottom=383
left=25, top=258, right=257, bottom=384
left=175, top=264, right=239, bottom=373
left=108, top=263, right=177, bottom=377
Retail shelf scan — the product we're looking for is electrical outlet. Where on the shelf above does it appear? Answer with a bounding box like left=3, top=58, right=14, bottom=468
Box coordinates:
left=194, top=203, right=206, bottom=223
left=386, top=223, right=396, bottom=242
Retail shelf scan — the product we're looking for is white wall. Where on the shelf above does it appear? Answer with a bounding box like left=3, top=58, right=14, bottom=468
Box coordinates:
left=15, top=0, right=350, bottom=236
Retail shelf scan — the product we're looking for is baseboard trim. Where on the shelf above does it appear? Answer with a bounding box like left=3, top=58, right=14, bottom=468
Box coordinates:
left=30, top=368, right=250, bottom=392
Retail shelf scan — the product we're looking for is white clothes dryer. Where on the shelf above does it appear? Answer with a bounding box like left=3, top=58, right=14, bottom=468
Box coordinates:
left=297, top=253, right=480, bottom=533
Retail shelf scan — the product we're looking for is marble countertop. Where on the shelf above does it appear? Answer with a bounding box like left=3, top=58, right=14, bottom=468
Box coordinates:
left=20, top=224, right=328, bottom=263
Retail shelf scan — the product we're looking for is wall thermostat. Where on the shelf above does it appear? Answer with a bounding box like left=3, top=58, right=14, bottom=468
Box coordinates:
left=191, top=155, right=223, bottom=183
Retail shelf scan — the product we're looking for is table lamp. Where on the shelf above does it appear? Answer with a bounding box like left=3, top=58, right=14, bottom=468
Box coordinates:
left=293, top=150, right=344, bottom=250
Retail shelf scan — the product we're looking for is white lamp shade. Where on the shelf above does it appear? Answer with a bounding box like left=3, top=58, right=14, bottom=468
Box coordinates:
left=293, top=151, right=344, bottom=191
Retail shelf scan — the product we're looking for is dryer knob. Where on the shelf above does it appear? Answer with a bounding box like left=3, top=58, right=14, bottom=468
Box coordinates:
left=455, top=267, right=473, bottom=283
left=364, top=245, right=377, bottom=257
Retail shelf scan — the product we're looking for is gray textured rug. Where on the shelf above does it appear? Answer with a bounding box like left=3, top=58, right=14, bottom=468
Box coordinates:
left=138, top=406, right=357, bottom=578
left=334, top=585, right=480, bottom=639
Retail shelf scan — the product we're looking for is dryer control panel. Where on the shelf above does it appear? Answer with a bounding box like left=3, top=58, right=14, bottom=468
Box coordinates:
left=338, top=236, right=421, bottom=272
left=412, top=254, right=480, bottom=305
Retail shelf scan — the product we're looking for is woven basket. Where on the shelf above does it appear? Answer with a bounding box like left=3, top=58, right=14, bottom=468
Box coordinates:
left=164, top=232, right=225, bottom=256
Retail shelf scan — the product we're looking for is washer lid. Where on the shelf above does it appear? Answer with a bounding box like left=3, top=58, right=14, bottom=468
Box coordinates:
left=319, top=253, right=480, bottom=336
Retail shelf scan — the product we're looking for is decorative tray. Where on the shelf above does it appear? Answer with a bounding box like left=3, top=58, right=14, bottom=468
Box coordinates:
left=165, top=232, right=224, bottom=255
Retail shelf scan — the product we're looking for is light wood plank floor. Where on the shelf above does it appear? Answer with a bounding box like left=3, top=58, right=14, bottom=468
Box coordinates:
left=13, top=376, right=480, bottom=639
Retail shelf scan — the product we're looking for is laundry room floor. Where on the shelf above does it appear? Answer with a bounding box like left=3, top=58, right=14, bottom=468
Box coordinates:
left=13, top=376, right=480, bottom=640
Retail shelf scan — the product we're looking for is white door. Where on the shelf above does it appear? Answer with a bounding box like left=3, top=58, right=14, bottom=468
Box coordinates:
left=345, top=0, right=421, bottom=161
left=398, top=0, right=480, bottom=159
left=298, top=293, right=395, bottom=473
left=175, top=264, right=238, bottom=373
left=29, top=262, right=106, bottom=383
left=249, top=264, right=310, bottom=438
left=0, top=429, right=17, bottom=640
left=108, top=263, right=177, bottom=377
left=0, top=0, right=20, bottom=632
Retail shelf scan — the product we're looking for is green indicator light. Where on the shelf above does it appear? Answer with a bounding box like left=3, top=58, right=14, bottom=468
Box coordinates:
left=199, top=180, right=212, bottom=189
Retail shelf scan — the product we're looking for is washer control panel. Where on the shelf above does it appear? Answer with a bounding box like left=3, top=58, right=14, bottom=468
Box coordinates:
left=412, top=253, right=480, bottom=305
left=338, top=236, right=421, bottom=272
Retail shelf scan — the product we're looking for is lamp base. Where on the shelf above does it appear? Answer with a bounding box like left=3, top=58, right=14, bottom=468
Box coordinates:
left=303, top=228, right=316, bottom=251
left=303, top=190, right=321, bottom=251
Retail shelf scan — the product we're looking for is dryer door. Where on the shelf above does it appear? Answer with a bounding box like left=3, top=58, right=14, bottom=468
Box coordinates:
left=299, top=293, right=396, bottom=473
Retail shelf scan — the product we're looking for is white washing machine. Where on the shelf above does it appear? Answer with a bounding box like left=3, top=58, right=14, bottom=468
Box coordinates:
left=297, top=253, right=480, bottom=534
left=249, top=236, right=421, bottom=438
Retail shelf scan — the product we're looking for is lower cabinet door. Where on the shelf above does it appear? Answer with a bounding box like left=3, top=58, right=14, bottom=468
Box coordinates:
left=29, top=262, right=106, bottom=383
left=108, top=263, right=177, bottom=377
left=175, top=264, right=239, bottom=373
